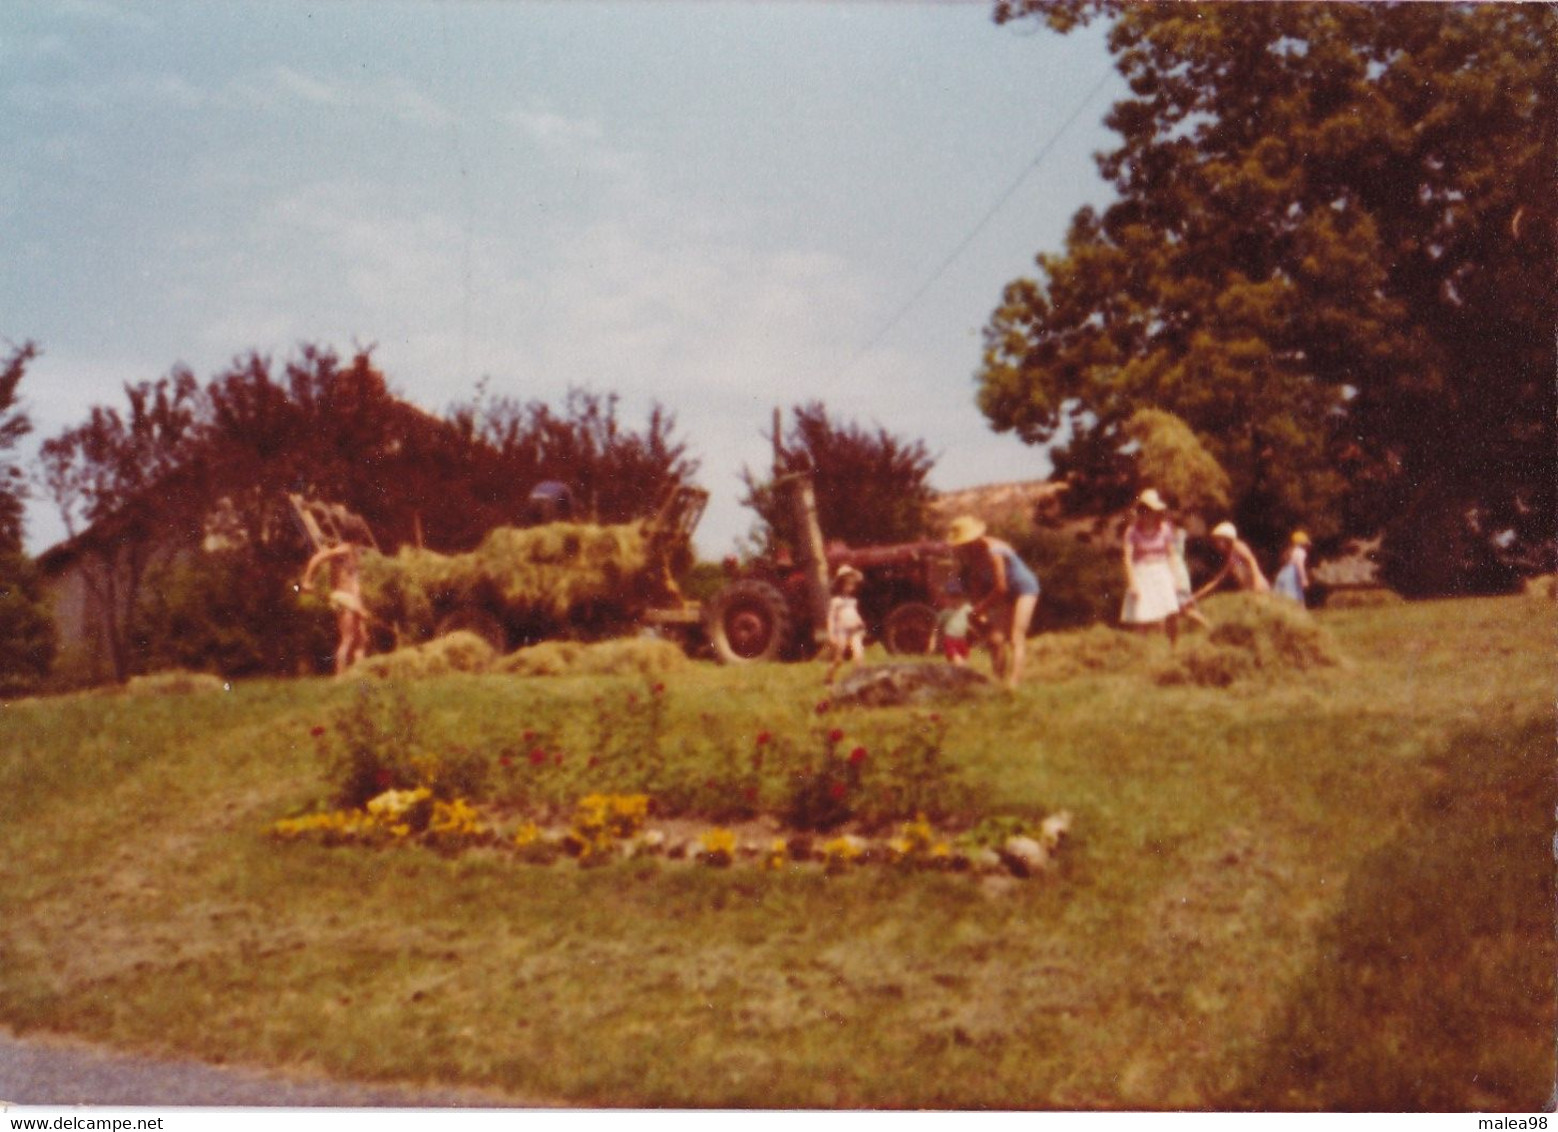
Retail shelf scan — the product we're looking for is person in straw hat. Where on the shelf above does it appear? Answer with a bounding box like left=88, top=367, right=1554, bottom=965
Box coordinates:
left=824, top=563, right=868, bottom=683
left=946, top=515, right=1040, bottom=690
left=1272, top=530, right=1312, bottom=605
left=1195, top=520, right=1271, bottom=600
left=1121, top=488, right=1185, bottom=643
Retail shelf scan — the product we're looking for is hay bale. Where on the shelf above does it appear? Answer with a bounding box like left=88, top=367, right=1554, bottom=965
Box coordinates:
left=357, top=521, right=668, bottom=644
left=500, top=636, right=690, bottom=679
left=350, top=631, right=498, bottom=680
left=1154, top=593, right=1343, bottom=687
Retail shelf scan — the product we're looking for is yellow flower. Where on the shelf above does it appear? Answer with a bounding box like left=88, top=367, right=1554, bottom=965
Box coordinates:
left=697, top=827, right=737, bottom=866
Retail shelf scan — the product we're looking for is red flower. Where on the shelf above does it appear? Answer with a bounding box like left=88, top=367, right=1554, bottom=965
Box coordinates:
left=755, top=731, right=772, bottom=747
left=815, top=700, right=831, bottom=715
left=743, top=786, right=759, bottom=803
left=828, top=727, right=845, bottom=743
left=310, top=725, right=326, bottom=738
left=651, top=682, right=666, bottom=696
left=553, top=752, right=564, bottom=766
left=849, top=746, right=868, bottom=766
left=522, top=730, right=537, bottom=743
left=499, top=755, right=513, bottom=769
left=827, top=781, right=847, bottom=801
left=528, top=748, right=548, bottom=766
left=588, top=756, right=600, bottom=769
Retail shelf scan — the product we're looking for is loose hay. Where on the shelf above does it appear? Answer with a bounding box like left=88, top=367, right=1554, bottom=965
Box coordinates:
left=499, top=636, right=690, bottom=678
left=1025, top=624, right=1158, bottom=682
left=122, top=670, right=227, bottom=696
left=1022, top=594, right=1343, bottom=688
left=1322, top=587, right=1405, bottom=610
left=358, top=521, right=670, bottom=644
left=350, top=631, right=498, bottom=680
left=1154, top=593, right=1343, bottom=687
left=1522, top=574, right=1557, bottom=601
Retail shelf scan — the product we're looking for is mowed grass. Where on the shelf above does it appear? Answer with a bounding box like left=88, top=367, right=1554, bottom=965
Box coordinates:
left=0, top=595, right=1551, bottom=1109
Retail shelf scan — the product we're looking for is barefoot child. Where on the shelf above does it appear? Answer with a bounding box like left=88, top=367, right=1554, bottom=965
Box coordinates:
left=825, top=565, right=867, bottom=682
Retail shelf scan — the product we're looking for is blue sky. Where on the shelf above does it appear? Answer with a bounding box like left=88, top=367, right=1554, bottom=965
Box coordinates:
left=2, top=0, right=1122, bottom=556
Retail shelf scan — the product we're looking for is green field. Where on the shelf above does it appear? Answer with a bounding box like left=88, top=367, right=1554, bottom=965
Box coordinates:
left=1, top=594, right=1552, bottom=1109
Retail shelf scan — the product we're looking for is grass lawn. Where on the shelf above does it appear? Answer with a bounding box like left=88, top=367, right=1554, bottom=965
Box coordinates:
left=0, top=594, right=1552, bottom=1109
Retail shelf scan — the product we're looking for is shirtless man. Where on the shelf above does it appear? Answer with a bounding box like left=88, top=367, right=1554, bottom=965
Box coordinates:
left=301, top=541, right=369, bottom=674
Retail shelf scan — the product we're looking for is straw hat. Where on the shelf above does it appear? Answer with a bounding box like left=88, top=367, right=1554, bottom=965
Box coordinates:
left=833, top=564, right=863, bottom=583
left=946, top=515, right=987, bottom=546
left=1211, top=521, right=1238, bottom=540
left=1291, top=530, right=1311, bottom=546
left=1137, top=488, right=1168, bottom=512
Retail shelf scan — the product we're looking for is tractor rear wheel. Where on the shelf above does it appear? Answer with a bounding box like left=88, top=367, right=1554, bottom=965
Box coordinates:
left=882, top=601, right=938, bottom=656
left=706, top=579, right=792, bottom=664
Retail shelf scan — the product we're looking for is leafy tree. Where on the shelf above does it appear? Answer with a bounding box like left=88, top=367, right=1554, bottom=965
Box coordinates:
left=741, top=402, right=937, bottom=549
left=1124, top=408, right=1231, bottom=522
left=452, top=386, right=698, bottom=536
left=39, top=371, right=204, bottom=681
left=980, top=2, right=1554, bottom=577
left=0, top=341, right=39, bottom=554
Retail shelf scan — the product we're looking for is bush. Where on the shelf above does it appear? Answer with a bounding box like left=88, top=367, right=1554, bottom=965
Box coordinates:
left=129, top=551, right=333, bottom=678
left=0, top=552, right=56, bottom=698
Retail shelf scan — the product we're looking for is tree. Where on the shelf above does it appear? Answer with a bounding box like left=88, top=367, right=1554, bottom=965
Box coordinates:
left=1123, top=408, right=1231, bottom=522
left=0, top=342, right=55, bottom=694
left=451, top=386, right=698, bottom=536
left=39, top=371, right=204, bottom=682
left=0, top=340, right=39, bottom=554
left=741, top=403, right=937, bottom=549
left=979, top=2, right=1555, bottom=577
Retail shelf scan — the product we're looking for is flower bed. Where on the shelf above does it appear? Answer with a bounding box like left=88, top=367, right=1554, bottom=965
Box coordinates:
left=272, top=788, right=1073, bottom=879
left=271, top=680, right=1074, bottom=879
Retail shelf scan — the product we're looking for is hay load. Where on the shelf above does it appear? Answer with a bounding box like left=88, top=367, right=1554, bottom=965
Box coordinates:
left=358, top=521, right=674, bottom=648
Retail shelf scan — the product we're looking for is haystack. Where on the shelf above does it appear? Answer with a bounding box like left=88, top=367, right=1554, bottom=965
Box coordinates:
left=358, top=521, right=671, bottom=646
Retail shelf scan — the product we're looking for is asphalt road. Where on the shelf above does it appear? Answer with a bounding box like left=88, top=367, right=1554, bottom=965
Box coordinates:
left=0, top=1029, right=538, bottom=1109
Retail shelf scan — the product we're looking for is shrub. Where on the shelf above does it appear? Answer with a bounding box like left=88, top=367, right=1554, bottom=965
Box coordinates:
left=129, top=551, right=334, bottom=678
left=0, top=552, right=56, bottom=698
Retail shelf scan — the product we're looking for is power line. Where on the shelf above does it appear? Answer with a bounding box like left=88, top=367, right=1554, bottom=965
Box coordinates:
left=834, top=63, right=1117, bottom=379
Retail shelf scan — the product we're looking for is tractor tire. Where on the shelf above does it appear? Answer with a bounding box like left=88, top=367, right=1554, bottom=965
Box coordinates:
left=434, top=608, right=509, bottom=654
left=706, top=579, right=793, bottom=664
left=882, top=601, right=939, bottom=656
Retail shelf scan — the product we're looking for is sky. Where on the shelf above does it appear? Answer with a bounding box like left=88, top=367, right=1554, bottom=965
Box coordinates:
left=1, top=0, right=1124, bottom=558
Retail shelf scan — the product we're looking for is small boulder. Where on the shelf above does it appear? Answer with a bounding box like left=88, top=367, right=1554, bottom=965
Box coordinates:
left=830, top=663, right=993, bottom=708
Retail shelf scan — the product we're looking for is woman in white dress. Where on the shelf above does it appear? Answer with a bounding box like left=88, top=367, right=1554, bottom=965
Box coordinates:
left=1121, top=489, right=1183, bottom=645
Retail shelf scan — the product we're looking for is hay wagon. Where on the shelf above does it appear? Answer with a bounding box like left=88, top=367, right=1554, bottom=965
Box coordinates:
left=288, top=486, right=708, bottom=653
